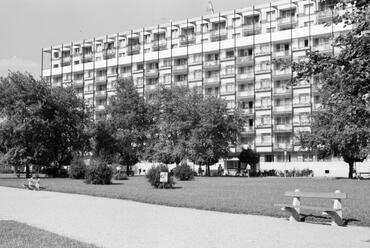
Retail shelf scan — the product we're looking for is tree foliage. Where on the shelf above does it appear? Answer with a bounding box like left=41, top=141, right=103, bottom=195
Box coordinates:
left=0, top=72, right=92, bottom=176
left=238, top=148, right=260, bottom=172
left=292, top=0, right=370, bottom=178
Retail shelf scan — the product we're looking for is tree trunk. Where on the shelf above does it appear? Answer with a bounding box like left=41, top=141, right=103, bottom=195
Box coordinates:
left=126, top=164, right=130, bottom=176
left=348, top=161, right=354, bottom=179
left=25, top=164, right=30, bottom=178
left=206, top=165, right=210, bottom=176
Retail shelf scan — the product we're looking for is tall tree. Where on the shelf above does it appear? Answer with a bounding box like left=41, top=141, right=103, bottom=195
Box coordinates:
left=188, top=96, right=244, bottom=176
left=293, top=0, right=370, bottom=178
left=0, top=72, right=92, bottom=176
left=108, top=79, right=153, bottom=175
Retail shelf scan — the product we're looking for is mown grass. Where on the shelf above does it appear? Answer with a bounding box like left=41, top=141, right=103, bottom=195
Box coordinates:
left=0, top=175, right=369, bottom=226
left=0, top=220, right=100, bottom=248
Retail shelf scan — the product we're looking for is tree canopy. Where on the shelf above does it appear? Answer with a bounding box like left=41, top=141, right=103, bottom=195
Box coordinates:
left=293, top=0, right=370, bottom=178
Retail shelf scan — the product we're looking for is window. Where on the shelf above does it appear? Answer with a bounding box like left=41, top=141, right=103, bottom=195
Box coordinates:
left=261, top=133, right=271, bottom=143
left=266, top=27, right=276, bottom=33
left=201, top=23, right=208, bottom=33
left=266, top=11, right=276, bottom=21
left=304, top=21, right=314, bottom=27
left=226, top=50, right=234, bottom=58
left=232, top=17, right=241, bottom=27
left=304, top=4, right=314, bottom=15
left=171, top=29, right=178, bottom=38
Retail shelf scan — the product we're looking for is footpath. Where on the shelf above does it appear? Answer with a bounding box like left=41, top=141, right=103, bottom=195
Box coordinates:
left=0, top=186, right=369, bottom=248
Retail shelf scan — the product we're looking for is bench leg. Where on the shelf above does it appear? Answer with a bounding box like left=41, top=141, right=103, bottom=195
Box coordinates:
left=323, top=211, right=343, bottom=226
left=282, top=207, right=301, bottom=222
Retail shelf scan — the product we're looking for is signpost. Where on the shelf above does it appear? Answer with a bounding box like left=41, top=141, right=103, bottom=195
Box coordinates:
left=160, top=172, right=168, bottom=183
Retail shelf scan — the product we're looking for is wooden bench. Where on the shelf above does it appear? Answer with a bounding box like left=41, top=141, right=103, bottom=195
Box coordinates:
left=275, top=189, right=348, bottom=226
left=358, top=172, right=370, bottom=180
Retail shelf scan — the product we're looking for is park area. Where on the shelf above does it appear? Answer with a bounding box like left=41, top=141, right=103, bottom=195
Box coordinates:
left=0, top=174, right=369, bottom=226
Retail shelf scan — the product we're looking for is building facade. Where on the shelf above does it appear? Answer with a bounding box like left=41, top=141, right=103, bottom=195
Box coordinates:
left=41, top=0, right=350, bottom=164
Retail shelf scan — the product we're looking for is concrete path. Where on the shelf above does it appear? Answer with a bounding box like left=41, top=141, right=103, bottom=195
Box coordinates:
left=0, top=186, right=369, bottom=248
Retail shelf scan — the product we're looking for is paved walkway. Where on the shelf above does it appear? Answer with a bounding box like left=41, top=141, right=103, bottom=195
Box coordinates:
left=0, top=186, right=369, bottom=248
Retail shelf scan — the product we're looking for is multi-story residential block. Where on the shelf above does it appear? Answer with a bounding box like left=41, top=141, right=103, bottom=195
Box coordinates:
left=41, top=0, right=350, bottom=164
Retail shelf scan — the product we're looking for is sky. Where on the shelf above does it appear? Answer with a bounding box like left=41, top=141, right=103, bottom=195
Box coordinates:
left=0, top=0, right=271, bottom=78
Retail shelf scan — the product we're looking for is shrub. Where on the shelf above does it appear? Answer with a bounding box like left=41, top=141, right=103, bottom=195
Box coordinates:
left=173, top=162, right=194, bottom=181
left=42, top=166, right=68, bottom=178
left=261, top=169, right=278, bottom=177
left=69, top=157, right=87, bottom=179
left=146, top=164, right=175, bottom=188
left=0, top=167, right=14, bottom=174
left=85, top=160, right=113, bottom=185
left=277, top=168, right=314, bottom=177
left=114, top=171, right=129, bottom=180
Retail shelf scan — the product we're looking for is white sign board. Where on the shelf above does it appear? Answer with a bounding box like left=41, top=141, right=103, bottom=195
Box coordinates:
left=160, top=172, right=168, bottom=183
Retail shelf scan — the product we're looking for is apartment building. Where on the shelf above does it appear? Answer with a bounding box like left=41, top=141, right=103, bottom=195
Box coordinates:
left=41, top=0, right=350, bottom=163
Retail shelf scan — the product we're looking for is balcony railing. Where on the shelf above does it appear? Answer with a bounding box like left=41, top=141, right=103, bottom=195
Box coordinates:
left=210, top=29, right=228, bottom=41
left=241, top=109, right=254, bottom=115
left=272, top=69, right=291, bottom=78
left=313, top=43, right=332, bottom=54
left=236, top=56, right=254, bottom=65
left=126, top=44, right=141, bottom=55
left=274, top=143, right=292, bottom=150
left=73, top=79, right=84, bottom=88
left=273, top=105, right=292, bottom=113
left=277, top=16, right=298, bottom=29
left=242, top=23, right=262, bottom=36
left=237, top=90, right=254, bottom=98
left=273, top=50, right=291, bottom=58
left=220, top=71, right=234, bottom=78
left=152, top=39, right=168, bottom=51
left=236, top=73, right=254, bottom=81
left=273, top=87, right=291, bottom=95
left=172, top=64, right=188, bottom=74
left=174, top=80, right=187, bottom=87
left=255, top=85, right=271, bottom=92
left=241, top=126, right=254, bottom=133
left=274, top=124, right=292, bottom=132
left=95, top=90, right=107, bottom=98
left=103, top=49, right=116, bottom=60
left=316, top=9, right=334, bottom=24
left=82, top=53, right=93, bottom=63
left=204, top=77, right=219, bottom=85
left=95, top=76, right=107, bottom=84
left=255, top=104, right=272, bottom=110
left=145, top=69, right=159, bottom=78
left=179, top=35, right=196, bottom=45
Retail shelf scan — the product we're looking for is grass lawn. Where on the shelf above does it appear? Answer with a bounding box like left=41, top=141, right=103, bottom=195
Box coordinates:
left=0, top=174, right=369, bottom=226
left=0, top=220, right=100, bottom=248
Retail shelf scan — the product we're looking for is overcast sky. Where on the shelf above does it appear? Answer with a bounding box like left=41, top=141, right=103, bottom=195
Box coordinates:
left=0, top=0, right=271, bottom=78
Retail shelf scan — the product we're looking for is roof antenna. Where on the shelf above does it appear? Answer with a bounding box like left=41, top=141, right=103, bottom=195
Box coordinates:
left=207, top=0, right=215, bottom=14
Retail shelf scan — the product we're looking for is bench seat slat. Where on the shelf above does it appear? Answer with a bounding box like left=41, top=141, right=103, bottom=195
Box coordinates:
left=275, top=204, right=341, bottom=212
left=284, top=191, right=347, bottom=199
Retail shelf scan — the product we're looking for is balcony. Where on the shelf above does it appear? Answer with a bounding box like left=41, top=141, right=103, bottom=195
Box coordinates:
left=220, top=71, right=234, bottom=78
left=273, top=87, right=291, bottom=96
left=204, top=60, right=219, bottom=70
left=273, top=105, right=292, bottom=114
left=95, top=90, right=107, bottom=99
left=293, top=81, right=310, bottom=89
left=103, top=49, right=115, bottom=60
left=236, top=72, right=254, bottom=82
left=242, top=23, right=262, bottom=36
left=73, top=79, right=84, bottom=88
left=240, top=126, right=254, bottom=134
left=173, top=80, right=187, bottom=87
left=274, top=124, right=292, bottom=132
left=126, top=44, right=141, bottom=55
left=188, top=75, right=202, bottom=82
left=172, top=64, right=188, bottom=74
left=61, top=57, right=71, bottom=67
left=95, top=105, right=106, bottom=112
left=82, top=53, right=93, bottom=63
left=255, top=66, right=271, bottom=74
left=293, top=100, right=311, bottom=107
left=152, top=39, right=168, bottom=51
left=277, top=16, right=298, bottom=30
left=241, top=108, right=254, bottom=116
left=316, top=9, right=334, bottom=24
left=272, top=69, right=291, bottom=79
left=204, top=77, right=219, bottom=86
left=95, top=76, right=107, bottom=85
left=255, top=84, right=271, bottom=92
left=255, top=49, right=271, bottom=57
left=313, top=43, right=332, bottom=55
left=179, top=34, right=196, bottom=46
left=293, top=120, right=311, bottom=126
left=118, top=73, right=132, bottom=80
left=256, top=141, right=272, bottom=147
left=236, top=56, right=254, bottom=66
left=237, top=90, right=254, bottom=99
left=145, top=84, right=158, bottom=91
left=273, top=50, right=291, bottom=59
left=210, top=29, right=228, bottom=41
left=274, top=143, right=292, bottom=150
left=255, top=104, right=272, bottom=110
left=145, top=69, right=159, bottom=78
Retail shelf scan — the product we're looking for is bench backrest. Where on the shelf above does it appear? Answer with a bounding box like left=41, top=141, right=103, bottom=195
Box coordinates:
left=285, top=191, right=347, bottom=199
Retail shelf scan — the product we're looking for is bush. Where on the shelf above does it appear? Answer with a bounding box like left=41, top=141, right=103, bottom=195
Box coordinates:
left=42, top=166, right=68, bottom=178
left=277, top=168, right=314, bottom=177
left=114, top=171, right=129, bottom=180
left=261, top=169, right=278, bottom=177
left=173, top=162, right=194, bottom=181
left=84, top=160, right=113, bottom=185
left=0, top=167, right=14, bottom=174
left=69, top=157, right=87, bottom=179
left=146, top=164, right=175, bottom=188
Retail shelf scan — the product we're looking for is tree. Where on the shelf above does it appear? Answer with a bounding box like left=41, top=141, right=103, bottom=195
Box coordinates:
left=188, top=96, right=244, bottom=176
left=292, top=0, right=370, bottom=178
left=93, top=121, right=118, bottom=163
left=108, top=79, right=153, bottom=175
left=147, top=86, right=201, bottom=165
left=238, top=148, right=260, bottom=174
left=0, top=72, right=92, bottom=176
